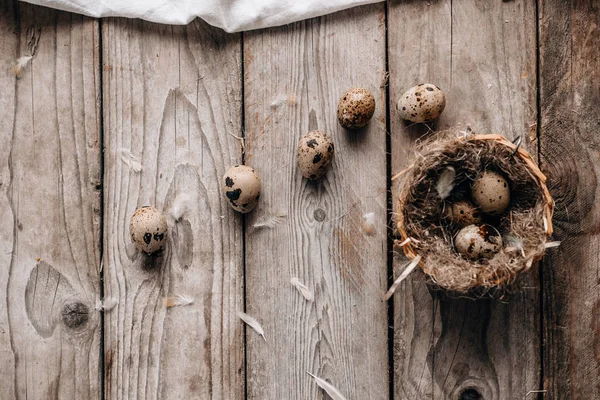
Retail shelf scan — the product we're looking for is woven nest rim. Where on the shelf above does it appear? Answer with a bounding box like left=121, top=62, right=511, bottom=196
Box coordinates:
left=396, top=133, right=555, bottom=291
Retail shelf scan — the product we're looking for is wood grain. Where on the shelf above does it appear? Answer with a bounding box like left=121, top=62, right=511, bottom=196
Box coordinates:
left=388, top=0, right=540, bottom=398
left=539, top=0, right=600, bottom=398
left=0, top=2, right=101, bottom=399
left=243, top=4, right=389, bottom=399
left=102, top=19, right=244, bottom=399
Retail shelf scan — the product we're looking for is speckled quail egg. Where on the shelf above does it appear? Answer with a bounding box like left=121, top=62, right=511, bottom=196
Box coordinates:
left=130, top=206, right=168, bottom=254
left=297, top=130, right=335, bottom=180
left=222, top=165, right=261, bottom=213
left=444, top=200, right=482, bottom=227
left=471, top=171, right=511, bottom=216
left=454, top=224, right=503, bottom=260
left=337, top=88, right=376, bottom=130
left=397, top=83, right=446, bottom=123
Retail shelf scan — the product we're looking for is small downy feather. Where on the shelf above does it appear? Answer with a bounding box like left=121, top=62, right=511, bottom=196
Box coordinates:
left=361, top=212, right=377, bottom=236
left=270, top=98, right=286, bottom=109
left=306, top=372, right=347, bottom=400
left=290, top=277, right=314, bottom=301
left=238, top=311, right=266, bottom=341
left=253, top=212, right=287, bottom=229
left=544, top=241, right=561, bottom=249
left=504, top=233, right=525, bottom=257
left=169, top=193, right=194, bottom=221
left=13, top=55, right=33, bottom=79
left=526, top=257, right=534, bottom=269
left=436, top=166, right=456, bottom=199
left=164, top=295, right=194, bottom=308
left=120, top=148, right=142, bottom=172
left=384, top=255, right=422, bottom=301
left=95, top=297, right=119, bottom=311
left=397, top=237, right=412, bottom=247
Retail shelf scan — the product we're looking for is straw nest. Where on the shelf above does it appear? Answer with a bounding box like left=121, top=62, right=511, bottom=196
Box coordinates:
left=396, top=130, right=554, bottom=294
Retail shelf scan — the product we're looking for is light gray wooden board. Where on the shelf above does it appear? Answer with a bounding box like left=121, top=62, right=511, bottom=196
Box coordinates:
left=389, top=0, right=540, bottom=399
left=243, top=4, right=389, bottom=399
left=102, top=19, right=244, bottom=399
left=539, top=0, right=600, bottom=398
left=0, top=2, right=101, bottom=399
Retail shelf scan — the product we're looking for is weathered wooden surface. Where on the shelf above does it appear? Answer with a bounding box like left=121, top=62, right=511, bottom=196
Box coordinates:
left=243, top=4, right=389, bottom=399
left=0, top=1, right=101, bottom=399
left=389, top=0, right=540, bottom=399
left=1, top=0, right=599, bottom=398
left=540, top=0, right=600, bottom=398
left=102, top=18, right=244, bottom=399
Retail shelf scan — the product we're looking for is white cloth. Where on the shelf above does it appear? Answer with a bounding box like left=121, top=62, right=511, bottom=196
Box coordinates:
left=22, top=0, right=380, bottom=32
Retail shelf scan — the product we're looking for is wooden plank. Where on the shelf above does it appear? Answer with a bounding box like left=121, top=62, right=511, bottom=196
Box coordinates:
left=539, top=0, right=600, bottom=398
left=102, top=18, right=244, bottom=400
left=243, top=5, right=388, bottom=399
left=0, top=2, right=101, bottom=399
left=389, top=0, right=540, bottom=398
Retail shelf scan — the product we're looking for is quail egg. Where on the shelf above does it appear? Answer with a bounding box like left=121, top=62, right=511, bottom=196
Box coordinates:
left=337, top=88, right=376, bottom=130
left=297, top=130, right=334, bottom=180
left=222, top=165, right=261, bottom=213
left=471, top=170, right=511, bottom=216
left=397, top=83, right=446, bottom=123
left=130, top=206, right=168, bottom=254
left=454, top=224, right=503, bottom=260
left=444, top=200, right=482, bottom=227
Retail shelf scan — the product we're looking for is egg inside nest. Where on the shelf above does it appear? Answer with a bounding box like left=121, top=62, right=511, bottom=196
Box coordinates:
left=397, top=131, right=552, bottom=294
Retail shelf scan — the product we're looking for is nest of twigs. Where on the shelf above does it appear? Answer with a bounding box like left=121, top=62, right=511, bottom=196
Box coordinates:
left=396, top=130, right=554, bottom=293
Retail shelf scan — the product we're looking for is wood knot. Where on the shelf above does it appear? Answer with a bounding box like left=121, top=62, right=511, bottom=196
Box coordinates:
left=61, top=302, right=89, bottom=329
left=542, top=136, right=598, bottom=235
left=313, top=208, right=326, bottom=222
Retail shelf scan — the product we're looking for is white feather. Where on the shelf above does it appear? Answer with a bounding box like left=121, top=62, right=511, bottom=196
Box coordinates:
left=504, top=233, right=525, bottom=257
left=544, top=241, right=561, bottom=249
left=397, top=238, right=412, bottom=247
left=306, top=372, right=347, bottom=400
left=526, top=257, right=534, bottom=269
left=169, top=193, right=194, bottom=221
left=253, top=212, right=287, bottom=229
left=290, top=277, right=313, bottom=301
left=384, top=255, right=422, bottom=301
left=95, top=297, right=119, bottom=311
left=436, top=167, right=456, bottom=199
left=270, top=98, right=286, bottom=109
left=120, top=148, right=142, bottom=172
left=361, top=212, right=377, bottom=236
left=459, top=127, right=473, bottom=138
left=164, top=295, right=194, bottom=308
left=238, top=311, right=266, bottom=341
left=13, top=55, right=33, bottom=79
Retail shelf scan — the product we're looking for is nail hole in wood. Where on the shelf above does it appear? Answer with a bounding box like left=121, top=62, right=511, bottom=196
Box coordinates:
left=459, top=388, right=483, bottom=400
left=61, top=302, right=89, bottom=329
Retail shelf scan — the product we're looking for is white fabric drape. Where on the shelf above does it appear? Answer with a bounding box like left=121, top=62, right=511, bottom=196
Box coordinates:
left=22, top=0, right=381, bottom=32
